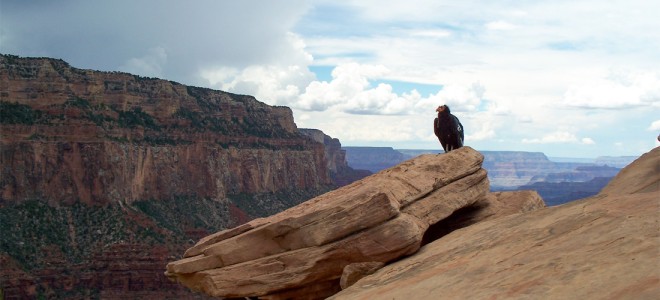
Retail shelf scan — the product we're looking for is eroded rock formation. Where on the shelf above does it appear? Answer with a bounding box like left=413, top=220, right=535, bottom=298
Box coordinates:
left=166, top=146, right=547, bottom=299
left=331, top=147, right=660, bottom=300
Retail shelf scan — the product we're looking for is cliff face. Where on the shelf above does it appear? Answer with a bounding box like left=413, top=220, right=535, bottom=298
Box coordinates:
left=0, top=54, right=331, bottom=206
left=300, top=129, right=371, bottom=187
left=2, top=142, right=329, bottom=207
left=0, top=54, right=337, bottom=298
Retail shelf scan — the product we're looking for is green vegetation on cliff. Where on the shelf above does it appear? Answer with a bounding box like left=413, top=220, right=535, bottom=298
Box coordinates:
left=0, top=102, right=48, bottom=125
left=228, top=187, right=332, bottom=218
left=0, top=189, right=332, bottom=273
left=117, top=107, right=159, bottom=130
left=0, top=197, right=236, bottom=275
left=0, top=97, right=301, bottom=147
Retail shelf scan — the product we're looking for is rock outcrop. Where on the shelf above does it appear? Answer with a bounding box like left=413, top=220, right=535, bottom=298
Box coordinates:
left=166, top=146, right=547, bottom=299
left=598, top=147, right=659, bottom=196
left=331, top=147, right=660, bottom=300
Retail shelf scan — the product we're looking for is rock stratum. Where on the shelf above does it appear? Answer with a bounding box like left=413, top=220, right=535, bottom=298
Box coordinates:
left=166, top=146, right=547, bottom=299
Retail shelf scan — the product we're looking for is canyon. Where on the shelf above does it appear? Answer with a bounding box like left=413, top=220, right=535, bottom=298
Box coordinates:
left=2, top=54, right=654, bottom=299
left=0, top=54, right=364, bottom=298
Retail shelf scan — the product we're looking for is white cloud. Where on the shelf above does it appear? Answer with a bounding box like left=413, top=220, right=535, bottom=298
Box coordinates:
left=420, top=83, right=485, bottom=113
left=522, top=132, right=579, bottom=144
left=649, top=120, right=660, bottom=131
left=295, top=63, right=389, bottom=111
left=300, top=110, right=422, bottom=143
left=200, top=67, right=239, bottom=87
left=199, top=33, right=315, bottom=106
left=119, top=47, right=167, bottom=78
left=203, top=64, right=313, bottom=106
left=466, top=120, right=496, bottom=141
left=523, top=134, right=595, bottom=145
left=581, top=138, right=596, bottom=145
left=486, top=21, right=517, bottom=31
left=292, top=63, right=432, bottom=115
left=410, top=29, right=452, bottom=39
left=341, top=83, right=408, bottom=115
left=563, top=70, right=660, bottom=109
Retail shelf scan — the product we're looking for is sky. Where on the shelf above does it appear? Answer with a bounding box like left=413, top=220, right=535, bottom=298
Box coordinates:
left=1, top=0, right=659, bottom=158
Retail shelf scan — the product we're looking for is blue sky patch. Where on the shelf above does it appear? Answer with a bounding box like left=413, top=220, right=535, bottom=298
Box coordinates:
left=309, top=65, right=442, bottom=96
left=372, top=80, right=442, bottom=96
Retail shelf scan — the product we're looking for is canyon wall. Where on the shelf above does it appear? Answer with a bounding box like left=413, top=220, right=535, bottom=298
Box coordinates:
left=0, top=54, right=333, bottom=207
left=0, top=54, right=339, bottom=298
left=300, top=130, right=371, bottom=187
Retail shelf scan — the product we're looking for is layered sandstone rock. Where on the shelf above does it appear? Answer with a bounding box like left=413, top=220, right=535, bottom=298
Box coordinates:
left=2, top=141, right=329, bottom=206
left=166, top=147, right=548, bottom=299
left=331, top=146, right=660, bottom=300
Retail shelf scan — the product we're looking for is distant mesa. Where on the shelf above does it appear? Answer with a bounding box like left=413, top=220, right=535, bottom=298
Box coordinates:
left=344, top=147, right=637, bottom=206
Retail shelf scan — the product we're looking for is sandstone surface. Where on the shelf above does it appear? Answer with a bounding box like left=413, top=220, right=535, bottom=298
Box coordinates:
left=166, top=146, right=548, bottom=299
left=331, top=146, right=660, bottom=300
